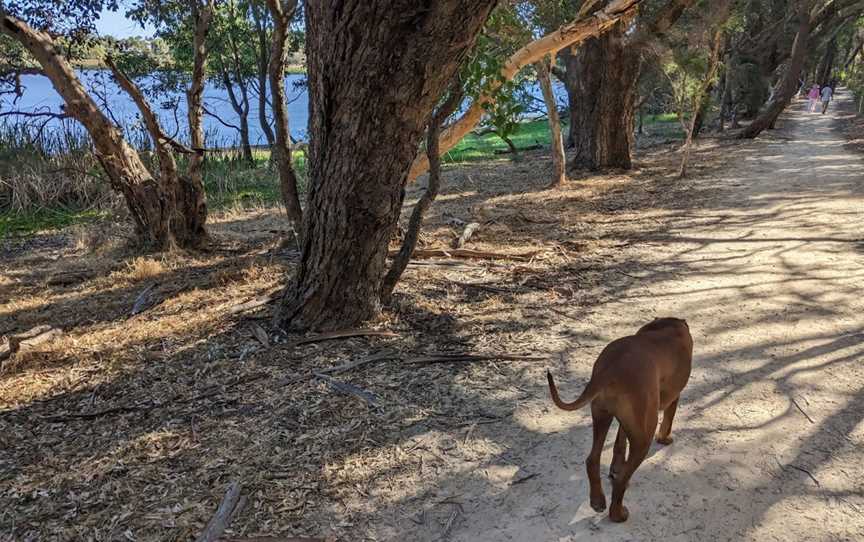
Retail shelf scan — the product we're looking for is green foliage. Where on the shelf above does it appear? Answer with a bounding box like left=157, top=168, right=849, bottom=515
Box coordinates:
left=461, top=5, right=534, bottom=153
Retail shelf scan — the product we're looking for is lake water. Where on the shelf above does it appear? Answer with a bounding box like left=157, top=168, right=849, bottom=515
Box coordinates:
left=2, top=70, right=564, bottom=148
left=3, top=71, right=310, bottom=147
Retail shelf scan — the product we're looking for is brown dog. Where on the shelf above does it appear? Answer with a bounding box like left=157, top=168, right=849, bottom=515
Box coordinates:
left=547, top=317, right=693, bottom=523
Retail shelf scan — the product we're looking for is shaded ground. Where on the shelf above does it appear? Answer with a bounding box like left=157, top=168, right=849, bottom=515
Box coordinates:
left=1, top=92, right=862, bottom=541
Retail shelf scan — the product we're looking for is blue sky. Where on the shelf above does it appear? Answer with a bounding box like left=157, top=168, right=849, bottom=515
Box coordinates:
left=95, top=8, right=155, bottom=38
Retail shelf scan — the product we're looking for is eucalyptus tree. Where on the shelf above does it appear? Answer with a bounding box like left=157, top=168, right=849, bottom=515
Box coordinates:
left=0, top=0, right=215, bottom=249
left=276, top=0, right=645, bottom=331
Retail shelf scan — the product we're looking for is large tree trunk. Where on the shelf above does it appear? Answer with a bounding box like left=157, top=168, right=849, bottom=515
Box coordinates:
left=536, top=58, right=567, bottom=187
left=556, top=0, right=697, bottom=171
left=569, top=22, right=640, bottom=170
left=0, top=13, right=206, bottom=249
left=739, top=6, right=811, bottom=139
left=273, top=0, right=498, bottom=331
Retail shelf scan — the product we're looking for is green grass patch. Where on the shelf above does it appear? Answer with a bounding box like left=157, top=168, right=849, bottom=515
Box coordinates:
left=443, top=120, right=555, bottom=163
left=442, top=115, right=683, bottom=164
left=2, top=116, right=685, bottom=237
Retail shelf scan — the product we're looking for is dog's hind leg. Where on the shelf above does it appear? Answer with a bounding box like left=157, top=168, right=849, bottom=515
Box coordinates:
left=609, top=410, right=658, bottom=523
left=656, top=398, right=679, bottom=445
left=610, top=426, right=627, bottom=480
left=586, top=405, right=613, bottom=512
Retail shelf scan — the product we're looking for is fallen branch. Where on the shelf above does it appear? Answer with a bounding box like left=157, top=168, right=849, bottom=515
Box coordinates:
left=404, top=353, right=545, bottom=365
left=775, top=457, right=821, bottom=487
left=250, top=323, right=270, bottom=348
left=35, top=372, right=269, bottom=423
left=454, top=222, right=481, bottom=248
left=227, top=289, right=281, bottom=314
left=197, top=480, right=242, bottom=542
left=790, top=396, right=815, bottom=424
left=38, top=404, right=142, bottom=422
left=316, top=350, right=400, bottom=376
left=546, top=306, right=582, bottom=322
left=1, top=325, right=63, bottom=363
left=395, top=248, right=539, bottom=262
left=787, top=464, right=821, bottom=487
left=46, top=270, right=93, bottom=286
left=130, top=283, right=157, bottom=316
left=294, top=329, right=399, bottom=346
left=510, top=472, right=540, bottom=486
left=314, top=373, right=379, bottom=406
left=451, top=281, right=513, bottom=295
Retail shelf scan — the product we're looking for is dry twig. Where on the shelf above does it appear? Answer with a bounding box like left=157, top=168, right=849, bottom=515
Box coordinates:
left=196, top=480, right=242, bottom=542
left=790, top=396, right=815, bottom=424
left=294, top=329, right=399, bottom=346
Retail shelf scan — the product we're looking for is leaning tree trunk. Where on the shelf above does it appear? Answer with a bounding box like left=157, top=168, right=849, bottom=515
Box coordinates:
left=0, top=13, right=206, bottom=249
left=739, top=9, right=811, bottom=139
left=251, top=3, right=276, bottom=147
left=221, top=66, right=255, bottom=164
left=380, top=84, right=464, bottom=305
left=267, top=0, right=303, bottom=231
left=569, top=21, right=641, bottom=170
left=536, top=58, right=567, bottom=187
left=273, top=0, right=498, bottom=331
left=680, top=28, right=724, bottom=178
left=817, top=36, right=837, bottom=85
left=183, top=1, right=212, bottom=243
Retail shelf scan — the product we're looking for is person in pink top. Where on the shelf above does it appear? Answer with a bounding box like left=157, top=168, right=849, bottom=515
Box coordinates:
left=807, top=84, right=820, bottom=112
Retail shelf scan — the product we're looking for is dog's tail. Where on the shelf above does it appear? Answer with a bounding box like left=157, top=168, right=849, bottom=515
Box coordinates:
left=546, top=369, right=607, bottom=411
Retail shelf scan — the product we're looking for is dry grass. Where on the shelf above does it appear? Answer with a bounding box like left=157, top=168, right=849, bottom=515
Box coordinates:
left=0, top=141, right=729, bottom=541
left=122, top=257, right=168, bottom=282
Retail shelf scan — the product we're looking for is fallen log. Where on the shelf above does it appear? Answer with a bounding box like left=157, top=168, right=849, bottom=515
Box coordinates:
left=1, top=325, right=63, bottom=364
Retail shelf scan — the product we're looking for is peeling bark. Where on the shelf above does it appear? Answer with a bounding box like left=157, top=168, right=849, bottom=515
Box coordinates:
left=535, top=58, right=566, bottom=187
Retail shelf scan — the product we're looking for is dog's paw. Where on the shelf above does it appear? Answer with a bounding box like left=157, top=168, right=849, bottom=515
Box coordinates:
left=656, top=435, right=674, bottom=445
left=590, top=494, right=607, bottom=512
left=609, top=505, right=629, bottom=523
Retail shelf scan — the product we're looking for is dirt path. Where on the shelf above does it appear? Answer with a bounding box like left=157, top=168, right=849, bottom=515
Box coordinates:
left=399, top=92, right=864, bottom=541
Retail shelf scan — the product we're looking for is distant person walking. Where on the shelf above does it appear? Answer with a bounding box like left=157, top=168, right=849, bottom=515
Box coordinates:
left=807, top=84, right=821, bottom=112
left=820, top=84, right=834, bottom=114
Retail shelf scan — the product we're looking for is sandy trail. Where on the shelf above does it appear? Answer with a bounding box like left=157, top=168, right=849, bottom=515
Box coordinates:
left=401, top=92, right=864, bottom=541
